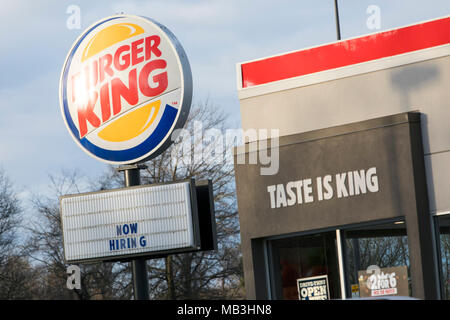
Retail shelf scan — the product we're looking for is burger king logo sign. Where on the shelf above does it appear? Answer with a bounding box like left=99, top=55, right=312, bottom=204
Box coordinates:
left=59, top=15, right=192, bottom=164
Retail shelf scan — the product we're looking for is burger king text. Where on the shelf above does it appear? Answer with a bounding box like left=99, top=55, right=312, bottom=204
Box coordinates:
left=71, top=35, right=166, bottom=138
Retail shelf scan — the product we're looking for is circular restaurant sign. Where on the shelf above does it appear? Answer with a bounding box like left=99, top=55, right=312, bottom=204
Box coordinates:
left=59, top=15, right=192, bottom=164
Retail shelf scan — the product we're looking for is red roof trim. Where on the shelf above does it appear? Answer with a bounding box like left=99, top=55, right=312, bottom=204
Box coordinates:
left=241, top=17, right=450, bottom=88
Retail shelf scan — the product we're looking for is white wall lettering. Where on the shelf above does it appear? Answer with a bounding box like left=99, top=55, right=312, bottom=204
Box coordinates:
left=267, top=167, right=380, bottom=209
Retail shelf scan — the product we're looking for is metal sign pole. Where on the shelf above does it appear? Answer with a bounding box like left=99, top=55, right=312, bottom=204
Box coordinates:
left=334, top=0, right=342, bottom=40
left=120, top=164, right=149, bottom=300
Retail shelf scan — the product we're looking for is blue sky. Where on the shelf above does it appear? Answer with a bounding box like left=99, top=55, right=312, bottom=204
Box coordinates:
left=1, top=0, right=450, bottom=202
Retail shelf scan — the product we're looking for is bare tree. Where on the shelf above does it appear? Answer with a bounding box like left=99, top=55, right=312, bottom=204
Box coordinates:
left=439, top=232, right=450, bottom=299
left=106, top=100, right=245, bottom=299
left=346, top=235, right=410, bottom=286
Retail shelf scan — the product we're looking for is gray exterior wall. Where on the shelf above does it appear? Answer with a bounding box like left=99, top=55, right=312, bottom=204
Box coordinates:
left=234, top=113, right=438, bottom=299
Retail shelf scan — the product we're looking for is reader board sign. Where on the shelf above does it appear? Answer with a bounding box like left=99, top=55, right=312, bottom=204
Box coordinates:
left=358, top=265, right=409, bottom=298
left=60, top=180, right=200, bottom=263
left=297, top=275, right=330, bottom=300
left=59, top=15, right=192, bottom=165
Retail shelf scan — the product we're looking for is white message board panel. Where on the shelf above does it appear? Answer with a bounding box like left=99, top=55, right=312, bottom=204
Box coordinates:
left=60, top=181, right=196, bottom=263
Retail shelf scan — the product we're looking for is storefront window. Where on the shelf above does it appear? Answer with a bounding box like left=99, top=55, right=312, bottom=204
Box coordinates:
left=344, top=220, right=411, bottom=298
left=268, top=232, right=341, bottom=300
left=436, top=214, right=450, bottom=300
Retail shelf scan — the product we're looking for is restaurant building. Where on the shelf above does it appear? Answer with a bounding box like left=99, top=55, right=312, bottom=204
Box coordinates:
left=234, top=16, right=450, bottom=300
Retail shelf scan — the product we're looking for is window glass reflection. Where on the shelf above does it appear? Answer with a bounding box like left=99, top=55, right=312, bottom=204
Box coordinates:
left=345, top=220, right=411, bottom=298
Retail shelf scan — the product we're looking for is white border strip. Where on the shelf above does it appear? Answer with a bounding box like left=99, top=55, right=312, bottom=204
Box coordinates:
left=237, top=44, right=450, bottom=100
left=336, top=229, right=347, bottom=300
